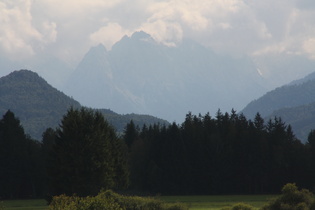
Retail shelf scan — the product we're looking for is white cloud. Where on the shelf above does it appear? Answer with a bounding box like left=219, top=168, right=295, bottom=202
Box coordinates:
left=40, top=21, right=57, bottom=43
left=252, top=4, right=315, bottom=59
left=303, top=38, right=315, bottom=59
left=296, top=0, right=315, bottom=10
left=0, top=0, right=58, bottom=59
left=141, top=20, right=183, bottom=47
left=90, top=23, right=131, bottom=50
left=1, top=0, right=315, bottom=67
left=33, top=0, right=123, bottom=18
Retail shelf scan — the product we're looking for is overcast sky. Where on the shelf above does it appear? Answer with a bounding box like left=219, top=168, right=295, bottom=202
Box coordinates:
left=1, top=0, right=315, bottom=70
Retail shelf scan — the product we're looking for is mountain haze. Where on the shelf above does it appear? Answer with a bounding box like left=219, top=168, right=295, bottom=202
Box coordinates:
left=64, top=31, right=268, bottom=122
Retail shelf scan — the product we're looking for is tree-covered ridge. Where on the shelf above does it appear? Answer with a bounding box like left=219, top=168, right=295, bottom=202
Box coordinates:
left=0, top=70, right=81, bottom=139
left=125, top=110, right=314, bottom=195
left=241, top=79, right=315, bottom=119
left=0, top=70, right=168, bottom=139
left=97, top=109, right=169, bottom=134
left=267, top=101, right=315, bottom=142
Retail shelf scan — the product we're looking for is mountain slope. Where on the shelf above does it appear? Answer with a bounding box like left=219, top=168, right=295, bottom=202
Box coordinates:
left=0, top=70, right=81, bottom=139
left=240, top=71, right=315, bottom=142
left=267, top=102, right=315, bottom=142
left=64, top=31, right=268, bottom=122
left=0, top=70, right=168, bottom=140
left=241, top=79, right=315, bottom=120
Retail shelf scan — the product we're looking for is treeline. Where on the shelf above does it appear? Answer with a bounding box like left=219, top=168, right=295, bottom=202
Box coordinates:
left=0, top=108, right=315, bottom=200
left=125, top=110, right=315, bottom=194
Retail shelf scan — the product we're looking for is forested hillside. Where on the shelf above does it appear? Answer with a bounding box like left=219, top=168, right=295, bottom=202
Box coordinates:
left=0, top=70, right=81, bottom=139
left=241, top=75, right=315, bottom=142
left=97, top=109, right=169, bottom=134
left=241, top=79, right=315, bottom=119
left=267, top=101, right=315, bottom=142
left=0, top=70, right=168, bottom=140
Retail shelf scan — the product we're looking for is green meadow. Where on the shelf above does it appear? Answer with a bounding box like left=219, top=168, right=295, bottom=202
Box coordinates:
left=1, top=194, right=275, bottom=210
left=160, top=194, right=275, bottom=210
left=1, top=199, right=48, bottom=210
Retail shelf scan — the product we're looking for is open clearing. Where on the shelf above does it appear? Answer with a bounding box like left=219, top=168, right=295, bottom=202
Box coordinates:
left=1, top=194, right=275, bottom=210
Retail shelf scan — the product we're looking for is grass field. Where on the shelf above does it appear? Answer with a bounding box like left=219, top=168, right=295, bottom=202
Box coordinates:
left=1, top=199, right=48, bottom=210
left=160, top=194, right=276, bottom=210
left=0, top=194, right=276, bottom=210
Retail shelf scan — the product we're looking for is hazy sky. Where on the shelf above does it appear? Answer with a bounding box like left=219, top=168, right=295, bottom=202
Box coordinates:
left=1, top=0, right=315, bottom=69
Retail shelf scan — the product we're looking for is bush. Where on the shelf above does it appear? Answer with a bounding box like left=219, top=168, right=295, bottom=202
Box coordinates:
left=221, top=202, right=255, bottom=210
left=49, top=190, right=188, bottom=210
left=262, top=183, right=315, bottom=210
left=49, top=193, right=122, bottom=210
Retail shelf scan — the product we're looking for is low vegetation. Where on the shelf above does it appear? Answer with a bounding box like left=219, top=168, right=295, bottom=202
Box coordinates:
left=49, top=190, right=188, bottom=210
left=261, top=183, right=315, bottom=210
left=2, top=184, right=314, bottom=210
left=222, top=203, right=255, bottom=210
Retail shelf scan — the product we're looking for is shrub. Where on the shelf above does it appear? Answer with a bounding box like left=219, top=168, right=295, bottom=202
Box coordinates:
left=221, top=202, right=255, bottom=210
left=49, top=193, right=122, bottom=210
left=262, top=183, right=315, bottom=210
left=49, top=190, right=188, bottom=210
left=99, top=190, right=188, bottom=210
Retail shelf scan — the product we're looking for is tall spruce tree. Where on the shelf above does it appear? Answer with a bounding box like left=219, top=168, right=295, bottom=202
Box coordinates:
left=123, top=120, right=139, bottom=148
left=47, top=107, right=129, bottom=197
left=0, top=110, right=43, bottom=198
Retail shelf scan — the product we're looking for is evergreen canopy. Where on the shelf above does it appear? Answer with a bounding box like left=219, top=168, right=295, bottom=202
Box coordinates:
left=46, top=107, right=129, bottom=197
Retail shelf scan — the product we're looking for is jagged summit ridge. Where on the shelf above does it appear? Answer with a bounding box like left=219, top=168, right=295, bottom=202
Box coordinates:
left=64, top=31, right=268, bottom=122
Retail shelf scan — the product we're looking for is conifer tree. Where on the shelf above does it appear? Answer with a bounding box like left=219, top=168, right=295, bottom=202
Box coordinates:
left=0, top=110, right=42, bottom=198
left=47, top=107, right=129, bottom=197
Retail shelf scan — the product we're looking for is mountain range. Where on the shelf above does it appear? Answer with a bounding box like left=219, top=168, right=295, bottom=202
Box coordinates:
left=63, top=31, right=269, bottom=122
left=0, top=70, right=168, bottom=140
left=2, top=31, right=315, bottom=142
left=3, top=69, right=315, bottom=143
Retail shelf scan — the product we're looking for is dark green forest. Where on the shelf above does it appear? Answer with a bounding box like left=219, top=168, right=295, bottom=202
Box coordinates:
left=125, top=110, right=315, bottom=195
left=1, top=108, right=315, bottom=199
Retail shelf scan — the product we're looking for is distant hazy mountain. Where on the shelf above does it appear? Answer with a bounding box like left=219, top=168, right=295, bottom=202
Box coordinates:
left=289, top=71, right=315, bottom=86
left=252, top=53, right=315, bottom=87
left=240, top=71, right=315, bottom=142
left=0, top=70, right=168, bottom=140
left=64, top=31, right=268, bottom=122
left=241, top=75, right=315, bottom=120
